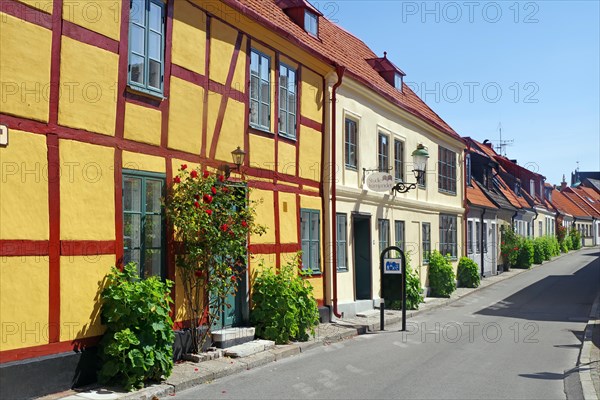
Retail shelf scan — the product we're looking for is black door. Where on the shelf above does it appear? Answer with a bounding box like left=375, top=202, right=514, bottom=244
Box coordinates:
left=353, top=215, right=372, bottom=300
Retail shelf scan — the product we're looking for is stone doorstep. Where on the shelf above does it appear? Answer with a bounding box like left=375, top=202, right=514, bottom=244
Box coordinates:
left=211, top=327, right=256, bottom=348
left=223, top=339, right=275, bottom=358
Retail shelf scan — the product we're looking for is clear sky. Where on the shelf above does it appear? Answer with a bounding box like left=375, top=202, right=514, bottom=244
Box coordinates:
left=318, top=0, right=600, bottom=185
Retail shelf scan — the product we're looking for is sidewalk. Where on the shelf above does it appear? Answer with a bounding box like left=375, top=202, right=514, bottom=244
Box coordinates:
left=41, top=250, right=591, bottom=400
left=578, top=292, right=600, bottom=400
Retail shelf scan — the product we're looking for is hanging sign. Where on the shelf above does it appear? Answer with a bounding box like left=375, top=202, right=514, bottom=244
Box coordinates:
left=383, top=258, right=403, bottom=274
left=365, top=172, right=394, bottom=192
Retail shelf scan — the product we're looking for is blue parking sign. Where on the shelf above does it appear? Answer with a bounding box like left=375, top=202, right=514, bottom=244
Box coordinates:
left=384, top=258, right=402, bottom=274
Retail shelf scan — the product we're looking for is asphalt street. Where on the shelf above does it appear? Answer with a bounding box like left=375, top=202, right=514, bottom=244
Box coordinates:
left=173, top=248, right=600, bottom=399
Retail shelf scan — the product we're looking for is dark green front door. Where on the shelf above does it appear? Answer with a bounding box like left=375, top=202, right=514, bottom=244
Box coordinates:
left=353, top=215, right=372, bottom=300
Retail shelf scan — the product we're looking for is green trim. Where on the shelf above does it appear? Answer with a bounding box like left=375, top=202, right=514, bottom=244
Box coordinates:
left=300, top=208, right=321, bottom=274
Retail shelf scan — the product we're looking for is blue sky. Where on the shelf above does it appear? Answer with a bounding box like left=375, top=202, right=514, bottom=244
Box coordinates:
left=318, top=0, right=600, bottom=184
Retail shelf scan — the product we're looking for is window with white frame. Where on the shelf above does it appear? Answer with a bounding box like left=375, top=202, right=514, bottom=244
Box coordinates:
left=422, top=222, right=431, bottom=263
left=394, top=139, right=404, bottom=182
left=394, top=220, right=405, bottom=256
left=530, top=179, right=535, bottom=197
left=438, top=146, right=457, bottom=194
left=466, top=154, right=471, bottom=186
left=301, top=209, right=320, bottom=273
left=439, top=214, right=457, bottom=258
left=483, top=222, right=488, bottom=253
left=467, top=220, right=473, bottom=254
left=475, top=221, right=481, bottom=252
left=345, top=118, right=358, bottom=169
left=378, top=133, right=389, bottom=172
left=336, top=213, right=347, bottom=272
left=278, top=64, right=296, bottom=139
left=304, top=9, right=318, bottom=36
left=250, top=49, right=271, bottom=130
left=378, top=219, right=390, bottom=255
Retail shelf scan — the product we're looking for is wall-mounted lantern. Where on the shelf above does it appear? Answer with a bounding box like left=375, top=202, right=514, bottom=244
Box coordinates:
left=221, top=146, right=246, bottom=178
left=391, top=143, right=429, bottom=194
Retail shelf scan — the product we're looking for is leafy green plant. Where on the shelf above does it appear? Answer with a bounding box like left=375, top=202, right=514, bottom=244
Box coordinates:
left=569, top=227, right=582, bottom=250
left=250, top=254, right=319, bottom=344
left=98, top=263, right=174, bottom=391
left=457, top=257, right=480, bottom=288
left=533, top=238, right=545, bottom=264
left=386, top=252, right=424, bottom=310
left=164, top=165, right=265, bottom=352
left=500, top=226, right=520, bottom=269
left=428, top=251, right=456, bottom=298
left=515, top=238, right=534, bottom=269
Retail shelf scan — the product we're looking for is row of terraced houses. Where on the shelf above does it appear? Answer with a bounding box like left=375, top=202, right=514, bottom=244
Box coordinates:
left=1, top=0, right=598, bottom=396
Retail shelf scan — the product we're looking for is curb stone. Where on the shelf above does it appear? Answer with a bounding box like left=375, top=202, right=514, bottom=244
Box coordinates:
left=578, top=292, right=600, bottom=400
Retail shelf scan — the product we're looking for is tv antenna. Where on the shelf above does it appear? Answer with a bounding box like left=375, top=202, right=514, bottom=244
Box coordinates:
left=491, top=122, right=513, bottom=156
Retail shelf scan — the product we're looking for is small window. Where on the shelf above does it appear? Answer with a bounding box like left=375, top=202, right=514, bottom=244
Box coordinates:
left=123, top=170, right=166, bottom=279
left=466, top=154, right=471, bottom=186
left=128, top=0, right=166, bottom=95
left=394, top=139, right=404, bottom=182
left=530, top=179, right=535, bottom=197
left=539, top=221, right=542, bottom=237
left=304, top=10, right=318, bottom=36
left=394, top=220, right=405, bottom=256
left=336, top=213, right=347, bottom=272
left=422, top=222, right=431, bottom=263
left=250, top=49, right=271, bottom=131
left=483, top=222, right=488, bottom=253
left=301, top=209, right=320, bottom=273
left=467, top=220, right=473, bottom=254
left=394, top=73, right=403, bottom=90
left=438, top=146, right=457, bottom=194
left=278, top=64, right=297, bottom=139
left=378, top=133, right=389, bottom=172
left=345, top=118, right=358, bottom=169
left=475, top=221, right=481, bottom=253
left=378, top=219, right=390, bottom=255
left=440, top=214, right=457, bottom=258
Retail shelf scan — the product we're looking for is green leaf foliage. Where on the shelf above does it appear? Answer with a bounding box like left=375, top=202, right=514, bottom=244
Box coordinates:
left=457, top=257, right=480, bottom=288
left=98, top=263, right=174, bottom=391
left=386, top=252, right=424, bottom=311
left=250, top=254, right=319, bottom=344
left=515, top=238, right=534, bottom=269
left=427, top=251, right=456, bottom=298
left=569, top=227, right=582, bottom=250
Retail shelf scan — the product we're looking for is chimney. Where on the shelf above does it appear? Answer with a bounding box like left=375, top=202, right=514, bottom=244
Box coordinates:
left=561, top=174, right=567, bottom=191
left=482, top=139, right=493, bottom=148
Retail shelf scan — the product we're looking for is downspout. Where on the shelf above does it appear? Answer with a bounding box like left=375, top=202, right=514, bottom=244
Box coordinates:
left=331, top=65, right=345, bottom=319
left=463, top=148, right=470, bottom=259
left=480, top=208, right=486, bottom=277
left=531, top=209, right=538, bottom=238
left=511, top=210, right=519, bottom=229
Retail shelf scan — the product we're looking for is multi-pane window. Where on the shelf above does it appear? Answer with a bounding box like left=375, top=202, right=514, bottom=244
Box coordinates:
left=466, top=154, right=471, bottom=186
left=128, top=0, right=166, bottom=95
left=438, top=146, right=457, bottom=194
left=483, top=222, right=488, bottom=253
left=123, top=171, right=165, bottom=279
left=278, top=64, right=296, bottom=138
left=394, top=220, right=405, bottom=252
left=475, top=221, right=481, bottom=253
left=539, top=221, right=542, bottom=237
left=304, top=10, right=318, bottom=36
left=345, top=118, right=358, bottom=169
left=301, top=209, right=320, bottom=273
left=394, top=73, right=403, bottom=90
left=439, top=214, right=457, bottom=258
left=250, top=49, right=271, bottom=130
left=378, top=219, right=390, bottom=255
left=422, top=222, right=431, bottom=263
left=336, top=213, right=347, bottom=272
left=467, top=220, right=473, bottom=254
left=378, top=133, right=389, bottom=172
left=394, top=139, right=404, bottom=182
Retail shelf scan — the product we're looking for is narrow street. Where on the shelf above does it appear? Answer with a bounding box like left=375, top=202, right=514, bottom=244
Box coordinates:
left=173, top=248, right=599, bottom=400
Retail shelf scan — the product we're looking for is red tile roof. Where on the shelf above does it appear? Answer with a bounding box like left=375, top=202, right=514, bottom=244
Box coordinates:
left=467, top=182, right=497, bottom=209
left=551, top=189, right=587, bottom=218
left=565, top=187, right=600, bottom=218
left=227, top=0, right=462, bottom=141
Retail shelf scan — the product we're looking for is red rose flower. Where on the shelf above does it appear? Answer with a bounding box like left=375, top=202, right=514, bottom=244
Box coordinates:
left=205, top=209, right=213, bottom=216
left=194, top=194, right=200, bottom=200
left=211, top=186, right=217, bottom=195
left=222, top=187, right=229, bottom=193
left=231, top=275, right=237, bottom=282
left=203, top=194, right=213, bottom=204
left=173, top=176, right=181, bottom=184
left=241, top=221, right=248, bottom=228
left=221, top=223, right=229, bottom=232
left=190, top=170, right=198, bottom=178
left=194, top=270, right=202, bottom=277
left=194, top=201, right=200, bottom=208
left=181, top=164, right=187, bottom=170
left=218, top=175, right=225, bottom=182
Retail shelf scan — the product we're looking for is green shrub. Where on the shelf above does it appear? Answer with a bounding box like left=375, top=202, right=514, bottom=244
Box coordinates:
left=550, top=236, right=561, bottom=257
left=515, top=238, right=534, bottom=269
left=533, top=239, right=544, bottom=264
left=457, top=257, right=480, bottom=288
left=386, top=252, right=424, bottom=311
left=99, top=263, right=174, bottom=391
left=428, top=251, right=456, bottom=297
left=569, top=228, right=582, bottom=250
left=500, top=227, right=520, bottom=268
left=560, top=240, right=569, bottom=253
left=251, top=255, right=319, bottom=344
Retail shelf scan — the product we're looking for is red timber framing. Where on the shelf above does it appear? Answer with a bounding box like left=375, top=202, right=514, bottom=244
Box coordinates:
left=0, top=0, right=328, bottom=362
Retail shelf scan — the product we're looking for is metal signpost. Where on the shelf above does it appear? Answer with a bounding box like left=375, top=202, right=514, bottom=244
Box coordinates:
left=379, top=245, right=407, bottom=331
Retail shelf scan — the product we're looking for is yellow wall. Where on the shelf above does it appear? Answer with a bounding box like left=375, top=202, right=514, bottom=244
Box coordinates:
left=58, top=37, right=118, bottom=136
left=167, top=77, right=204, bottom=153
left=0, top=130, right=49, bottom=240
left=249, top=135, right=275, bottom=171
left=209, top=19, right=237, bottom=85
left=59, top=255, right=114, bottom=341
left=62, top=0, right=121, bottom=41
left=278, top=192, right=297, bottom=243
left=214, top=99, right=246, bottom=162
left=250, top=189, right=275, bottom=244
left=59, top=140, right=115, bottom=240
left=0, top=13, right=52, bottom=122
left=0, top=257, right=49, bottom=351
left=15, top=1, right=52, bottom=12
left=123, top=103, right=162, bottom=146
left=122, top=151, right=165, bottom=173
left=300, top=68, right=323, bottom=123
left=298, top=126, right=322, bottom=181
left=277, top=142, right=296, bottom=175
left=172, top=1, right=206, bottom=74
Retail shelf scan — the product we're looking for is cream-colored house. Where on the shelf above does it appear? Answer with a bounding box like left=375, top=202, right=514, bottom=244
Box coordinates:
left=317, top=32, right=465, bottom=316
